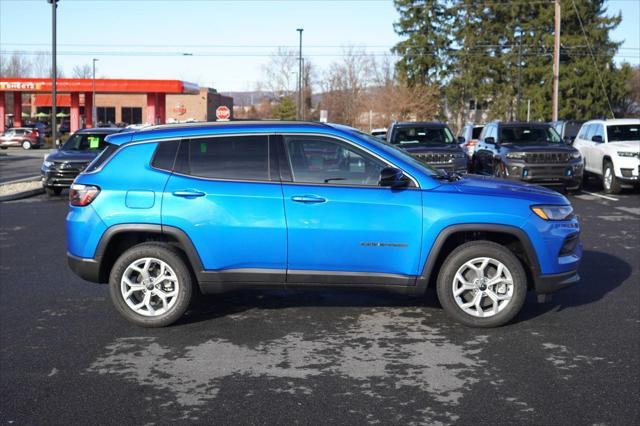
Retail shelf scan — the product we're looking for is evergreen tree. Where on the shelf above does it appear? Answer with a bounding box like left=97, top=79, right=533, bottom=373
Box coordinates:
left=273, top=96, right=297, bottom=120
left=392, top=0, right=451, bottom=86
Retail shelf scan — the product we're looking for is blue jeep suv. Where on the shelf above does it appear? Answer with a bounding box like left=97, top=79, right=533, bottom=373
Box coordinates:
left=66, top=121, right=582, bottom=328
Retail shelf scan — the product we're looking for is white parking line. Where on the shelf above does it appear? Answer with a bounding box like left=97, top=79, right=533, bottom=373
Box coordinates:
left=581, top=191, right=619, bottom=202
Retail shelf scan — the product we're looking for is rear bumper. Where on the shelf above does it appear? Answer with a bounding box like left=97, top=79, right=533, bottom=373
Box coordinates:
left=67, top=252, right=102, bottom=283
left=534, top=269, right=580, bottom=294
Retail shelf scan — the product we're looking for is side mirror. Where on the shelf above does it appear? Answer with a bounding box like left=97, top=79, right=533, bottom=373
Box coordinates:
left=485, top=137, right=495, bottom=145
left=563, top=135, right=572, bottom=144
left=457, top=136, right=466, bottom=144
left=591, top=135, right=603, bottom=143
left=379, top=167, right=408, bottom=188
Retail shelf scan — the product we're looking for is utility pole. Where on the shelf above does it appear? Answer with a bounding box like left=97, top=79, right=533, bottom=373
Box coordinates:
left=92, top=58, right=99, bottom=127
left=516, top=24, right=523, bottom=121
left=48, top=0, right=59, bottom=145
left=552, top=0, right=561, bottom=121
left=296, top=28, right=303, bottom=120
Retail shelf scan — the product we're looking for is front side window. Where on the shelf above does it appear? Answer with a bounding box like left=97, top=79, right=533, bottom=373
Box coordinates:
left=390, top=126, right=455, bottom=146
left=175, top=135, right=269, bottom=181
left=62, top=133, right=112, bottom=151
left=284, top=136, right=384, bottom=186
left=607, top=125, right=640, bottom=142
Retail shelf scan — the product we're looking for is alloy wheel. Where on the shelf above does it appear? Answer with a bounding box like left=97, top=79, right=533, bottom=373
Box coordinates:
left=452, top=257, right=514, bottom=318
left=120, top=257, right=180, bottom=317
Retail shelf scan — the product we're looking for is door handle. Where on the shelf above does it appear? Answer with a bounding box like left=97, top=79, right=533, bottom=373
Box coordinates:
left=291, top=195, right=326, bottom=203
left=172, top=189, right=205, bottom=198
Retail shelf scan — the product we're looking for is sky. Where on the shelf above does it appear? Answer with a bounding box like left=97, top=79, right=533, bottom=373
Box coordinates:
left=0, top=0, right=638, bottom=92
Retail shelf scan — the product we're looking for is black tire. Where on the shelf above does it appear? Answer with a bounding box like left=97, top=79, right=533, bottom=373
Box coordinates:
left=45, top=187, right=62, bottom=196
left=436, top=241, right=527, bottom=328
left=109, top=242, right=194, bottom=327
left=0, top=147, right=7, bottom=150
left=602, top=161, right=622, bottom=194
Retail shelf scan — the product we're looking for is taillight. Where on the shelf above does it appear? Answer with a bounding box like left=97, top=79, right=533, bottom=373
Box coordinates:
left=69, top=184, right=100, bottom=206
left=467, top=139, right=478, bottom=147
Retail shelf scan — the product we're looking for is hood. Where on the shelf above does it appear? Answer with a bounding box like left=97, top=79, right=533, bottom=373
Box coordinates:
left=438, top=174, right=568, bottom=204
left=46, top=149, right=100, bottom=162
left=500, top=143, right=575, bottom=153
left=608, top=140, right=640, bottom=151
left=402, top=145, right=463, bottom=154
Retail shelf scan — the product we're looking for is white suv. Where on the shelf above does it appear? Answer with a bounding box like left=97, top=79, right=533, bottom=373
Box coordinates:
left=573, top=119, right=640, bottom=194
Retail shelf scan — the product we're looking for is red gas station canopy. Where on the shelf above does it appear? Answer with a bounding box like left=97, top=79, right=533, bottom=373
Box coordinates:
left=0, top=78, right=199, bottom=94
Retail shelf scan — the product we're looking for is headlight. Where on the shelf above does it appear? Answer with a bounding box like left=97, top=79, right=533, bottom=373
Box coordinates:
left=571, top=151, right=581, bottom=160
left=531, top=205, right=574, bottom=221
left=506, top=152, right=526, bottom=160
left=617, top=151, right=639, bottom=158
left=42, top=160, right=53, bottom=168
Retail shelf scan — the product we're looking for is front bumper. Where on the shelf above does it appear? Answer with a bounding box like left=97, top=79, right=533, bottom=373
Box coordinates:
left=504, top=161, right=583, bottom=186
left=42, top=169, right=81, bottom=188
left=67, top=252, right=102, bottom=283
left=534, top=270, right=580, bottom=294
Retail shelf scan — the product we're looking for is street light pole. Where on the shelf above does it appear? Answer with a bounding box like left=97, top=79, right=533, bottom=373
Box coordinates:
left=296, top=28, right=303, bottom=120
left=516, top=25, right=523, bottom=121
left=92, top=58, right=99, bottom=128
left=48, top=0, right=59, bottom=145
left=552, top=0, right=561, bottom=121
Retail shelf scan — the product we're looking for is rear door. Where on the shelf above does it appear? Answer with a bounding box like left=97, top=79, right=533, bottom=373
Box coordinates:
left=277, top=134, right=423, bottom=285
left=162, top=134, right=287, bottom=281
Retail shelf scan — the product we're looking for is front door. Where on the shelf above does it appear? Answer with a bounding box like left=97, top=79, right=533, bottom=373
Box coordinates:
left=162, top=135, right=287, bottom=281
left=278, top=134, right=423, bottom=285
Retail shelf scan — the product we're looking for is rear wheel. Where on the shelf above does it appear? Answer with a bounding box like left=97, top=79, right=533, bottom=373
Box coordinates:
left=21, top=141, right=32, bottom=150
left=603, top=161, right=621, bottom=194
left=109, top=243, right=193, bottom=327
left=436, top=241, right=527, bottom=327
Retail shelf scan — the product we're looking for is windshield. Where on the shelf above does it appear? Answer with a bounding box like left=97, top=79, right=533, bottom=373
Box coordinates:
left=499, top=126, right=562, bottom=144
left=391, top=126, right=455, bottom=146
left=61, top=133, right=111, bottom=151
left=352, top=129, right=441, bottom=177
left=607, top=124, right=640, bottom=142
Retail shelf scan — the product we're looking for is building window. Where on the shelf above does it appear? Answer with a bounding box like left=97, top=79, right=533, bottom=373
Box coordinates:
left=121, top=107, right=142, bottom=125
left=97, top=107, right=116, bottom=125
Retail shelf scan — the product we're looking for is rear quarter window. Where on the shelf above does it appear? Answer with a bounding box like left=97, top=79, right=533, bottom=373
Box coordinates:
left=84, top=143, right=118, bottom=173
left=151, top=140, right=180, bottom=171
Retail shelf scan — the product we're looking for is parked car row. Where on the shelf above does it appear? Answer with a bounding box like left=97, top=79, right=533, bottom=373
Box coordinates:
left=372, top=118, right=639, bottom=194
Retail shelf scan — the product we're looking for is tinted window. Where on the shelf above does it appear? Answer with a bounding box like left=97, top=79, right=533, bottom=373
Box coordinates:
left=62, top=133, right=112, bottom=151
left=390, top=126, right=455, bottom=146
left=285, top=136, right=384, bottom=186
left=85, top=143, right=118, bottom=173
left=564, top=122, right=584, bottom=139
left=498, top=126, right=561, bottom=144
left=607, top=124, right=640, bottom=142
left=175, top=136, right=269, bottom=181
left=151, top=141, right=179, bottom=171
left=471, top=127, right=483, bottom=139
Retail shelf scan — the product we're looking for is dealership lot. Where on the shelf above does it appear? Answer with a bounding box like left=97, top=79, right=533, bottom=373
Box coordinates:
left=0, top=150, right=51, bottom=184
left=0, top=186, right=638, bottom=425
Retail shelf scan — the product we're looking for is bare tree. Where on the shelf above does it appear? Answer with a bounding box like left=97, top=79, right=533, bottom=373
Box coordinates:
left=319, top=47, right=375, bottom=126
left=72, top=64, right=93, bottom=78
left=261, top=47, right=298, bottom=98
left=31, top=51, right=51, bottom=77
left=0, top=51, right=32, bottom=77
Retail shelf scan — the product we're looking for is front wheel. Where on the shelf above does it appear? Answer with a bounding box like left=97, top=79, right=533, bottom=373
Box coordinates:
left=109, top=243, right=193, bottom=327
left=436, top=241, right=527, bottom=327
left=602, top=161, right=622, bottom=194
left=22, top=141, right=32, bottom=150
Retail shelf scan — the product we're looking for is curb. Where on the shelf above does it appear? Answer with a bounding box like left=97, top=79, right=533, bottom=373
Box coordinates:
left=1, top=175, right=41, bottom=185
left=0, top=187, right=45, bottom=202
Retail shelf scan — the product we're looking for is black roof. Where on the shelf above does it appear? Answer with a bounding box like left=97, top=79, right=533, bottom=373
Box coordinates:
left=74, top=127, right=123, bottom=134
left=392, top=121, right=446, bottom=128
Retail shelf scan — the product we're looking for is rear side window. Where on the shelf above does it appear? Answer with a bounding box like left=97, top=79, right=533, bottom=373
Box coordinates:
left=175, top=136, right=269, bottom=181
left=85, top=143, right=118, bottom=173
left=151, top=140, right=179, bottom=171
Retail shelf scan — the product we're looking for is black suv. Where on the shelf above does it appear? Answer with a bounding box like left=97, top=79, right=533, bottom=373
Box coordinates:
left=386, top=122, right=467, bottom=173
left=41, top=128, right=122, bottom=195
left=472, top=122, right=583, bottom=191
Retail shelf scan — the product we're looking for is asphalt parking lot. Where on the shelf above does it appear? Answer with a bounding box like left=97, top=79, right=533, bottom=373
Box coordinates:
left=0, top=183, right=638, bottom=425
left=0, top=149, right=52, bottom=184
